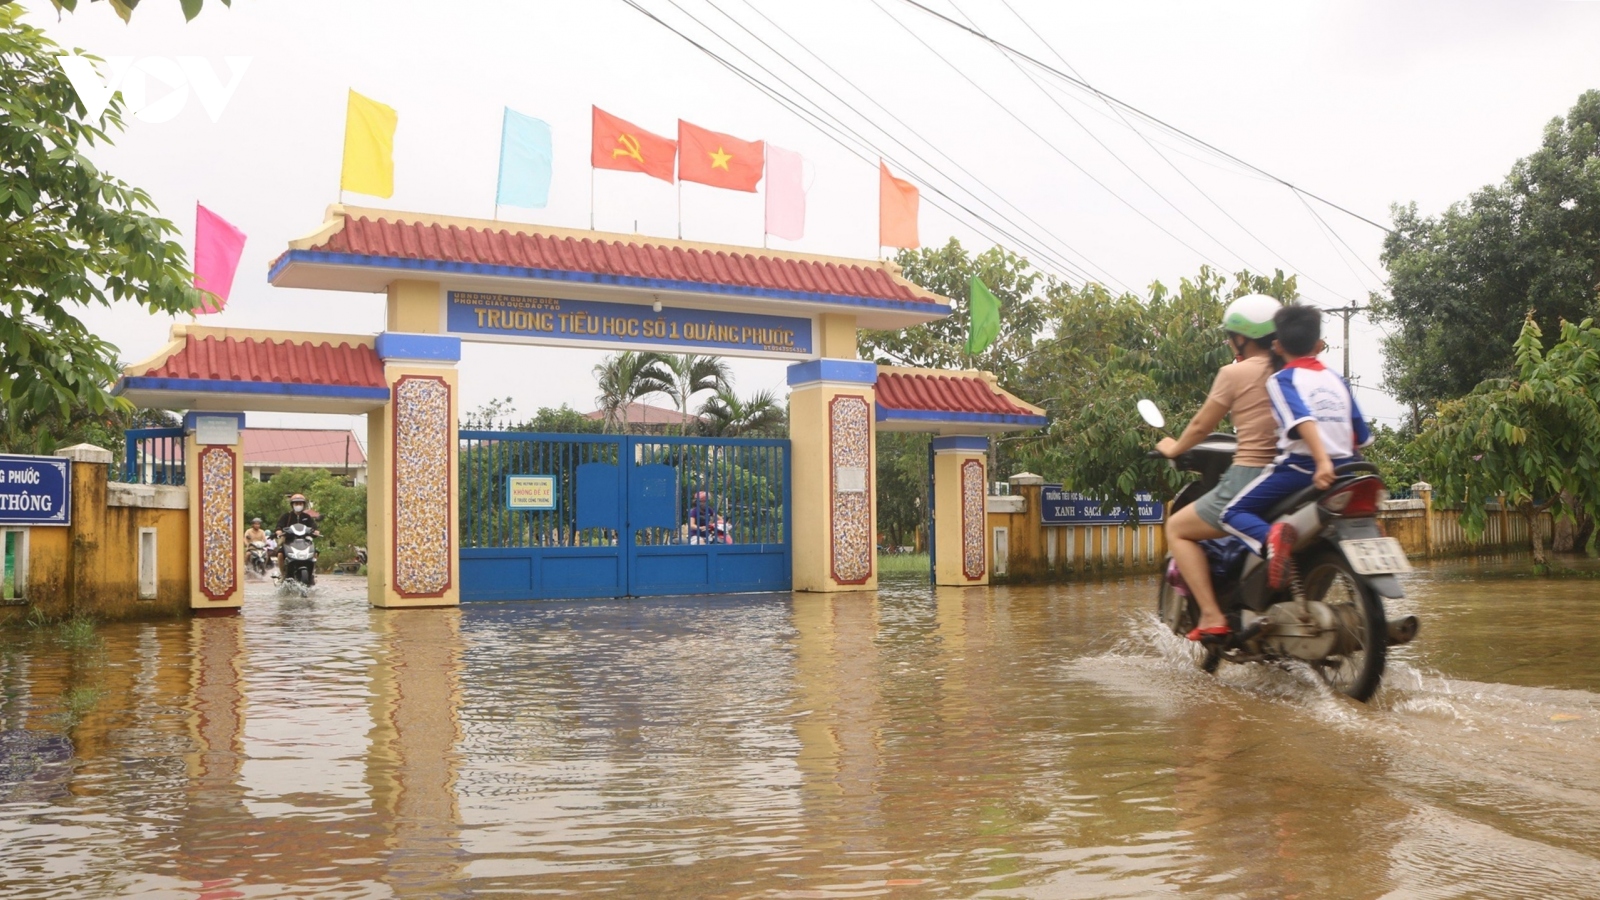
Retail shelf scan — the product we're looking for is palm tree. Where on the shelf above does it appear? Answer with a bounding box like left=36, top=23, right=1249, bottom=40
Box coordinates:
left=697, top=388, right=787, bottom=438
left=661, top=354, right=731, bottom=435
left=593, top=351, right=672, bottom=433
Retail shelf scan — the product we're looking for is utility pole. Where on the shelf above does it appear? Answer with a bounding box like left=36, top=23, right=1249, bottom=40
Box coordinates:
left=1324, top=302, right=1363, bottom=380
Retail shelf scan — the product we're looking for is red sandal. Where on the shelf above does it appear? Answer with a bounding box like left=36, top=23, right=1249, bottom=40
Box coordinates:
left=1186, top=624, right=1231, bottom=642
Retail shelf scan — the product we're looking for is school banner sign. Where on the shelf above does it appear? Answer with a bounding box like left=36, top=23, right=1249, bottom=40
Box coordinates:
left=447, top=290, right=813, bottom=359
left=1040, top=485, right=1163, bottom=526
left=0, top=454, right=70, bottom=526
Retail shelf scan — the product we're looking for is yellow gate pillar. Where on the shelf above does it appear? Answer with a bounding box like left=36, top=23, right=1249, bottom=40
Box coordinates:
left=931, top=436, right=989, bottom=587
left=367, top=332, right=462, bottom=608
left=184, top=412, right=246, bottom=613
left=787, top=360, right=879, bottom=592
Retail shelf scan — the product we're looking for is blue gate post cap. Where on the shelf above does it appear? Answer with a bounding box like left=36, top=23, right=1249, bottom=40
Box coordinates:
left=786, top=359, right=878, bottom=387
left=931, top=436, right=989, bottom=453
left=376, top=333, right=463, bottom=363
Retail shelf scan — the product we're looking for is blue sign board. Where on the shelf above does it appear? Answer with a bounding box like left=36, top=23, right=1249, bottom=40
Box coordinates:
left=1040, top=485, right=1163, bottom=525
left=447, top=290, right=813, bottom=358
left=0, top=454, right=70, bottom=526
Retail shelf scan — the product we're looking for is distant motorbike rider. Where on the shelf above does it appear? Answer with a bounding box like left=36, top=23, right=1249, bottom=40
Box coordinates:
left=274, top=493, right=320, bottom=569
left=243, top=517, right=268, bottom=549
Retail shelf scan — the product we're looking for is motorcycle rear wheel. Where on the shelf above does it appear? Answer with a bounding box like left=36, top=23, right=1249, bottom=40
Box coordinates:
left=1301, top=549, right=1387, bottom=702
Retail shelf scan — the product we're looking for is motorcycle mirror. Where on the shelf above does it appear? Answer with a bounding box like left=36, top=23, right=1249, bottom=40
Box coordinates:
left=1136, top=399, right=1166, bottom=430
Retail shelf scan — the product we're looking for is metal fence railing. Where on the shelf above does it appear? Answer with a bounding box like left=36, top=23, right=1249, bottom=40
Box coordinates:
left=116, top=428, right=186, bottom=485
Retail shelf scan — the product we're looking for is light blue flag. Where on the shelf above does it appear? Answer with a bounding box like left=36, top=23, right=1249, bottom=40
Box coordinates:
left=496, top=108, right=552, bottom=209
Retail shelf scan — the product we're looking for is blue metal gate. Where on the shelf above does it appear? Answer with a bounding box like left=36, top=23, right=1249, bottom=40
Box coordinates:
left=458, top=432, right=790, bottom=601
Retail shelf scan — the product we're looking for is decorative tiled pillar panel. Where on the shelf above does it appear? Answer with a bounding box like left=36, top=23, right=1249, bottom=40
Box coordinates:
left=933, top=436, right=989, bottom=587
left=787, top=360, right=878, bottom=593
left=186, top=412, right=246, bottom=611
left=368, top=332, right=462, bottom=608
left=829, top=396, right=873, bottom=585
left=961, top=459, right=986, bottom=580
left=391, top=375, right=453, bottom=598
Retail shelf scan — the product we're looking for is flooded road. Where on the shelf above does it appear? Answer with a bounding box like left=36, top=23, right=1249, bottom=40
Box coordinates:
left=4, top=558, right=1600, bottom=898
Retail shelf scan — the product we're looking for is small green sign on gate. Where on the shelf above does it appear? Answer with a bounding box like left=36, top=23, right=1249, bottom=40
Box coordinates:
left=507, top=475, right=557, bottom=510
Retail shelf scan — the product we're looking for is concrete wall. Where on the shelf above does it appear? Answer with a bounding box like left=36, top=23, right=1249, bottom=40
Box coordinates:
left=10, top=445, right=189, bottom=623
left=986, top=482, right=1167, bottom=584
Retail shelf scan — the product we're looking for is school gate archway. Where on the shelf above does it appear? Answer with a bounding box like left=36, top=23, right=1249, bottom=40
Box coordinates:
left=457, top=431, right=790, bottom=601
left=115, top=205, right=1046, bottom=611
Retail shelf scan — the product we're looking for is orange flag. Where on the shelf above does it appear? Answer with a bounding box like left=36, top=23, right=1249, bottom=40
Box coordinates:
left=678, top=120, right=764, bottom=192
left=879, top=161, right=919, bottom=248
left=592, top=106, right=676, bottom=182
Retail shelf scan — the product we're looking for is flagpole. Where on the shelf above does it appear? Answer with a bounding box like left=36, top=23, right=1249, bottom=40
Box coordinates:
left=677, top=177, right=683, bottom=240
left=762, top=142, right=768, bottom=249
left=590, top=167, right=595, bottom=231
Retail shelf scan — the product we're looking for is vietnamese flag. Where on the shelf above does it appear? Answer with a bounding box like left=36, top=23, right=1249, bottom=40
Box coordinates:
left=591, top=106, right=676, bottom=182
left=678, top=120, right=764, bottom=192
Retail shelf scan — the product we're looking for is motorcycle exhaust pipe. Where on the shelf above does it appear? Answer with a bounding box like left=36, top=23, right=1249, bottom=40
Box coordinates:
left=1386, top=615, right=1420, bottom=646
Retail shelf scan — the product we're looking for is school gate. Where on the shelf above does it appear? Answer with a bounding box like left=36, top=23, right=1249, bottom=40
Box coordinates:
left=458, top=431, right=790, bottom=601
left=110, top=205, right=1048, bottom=612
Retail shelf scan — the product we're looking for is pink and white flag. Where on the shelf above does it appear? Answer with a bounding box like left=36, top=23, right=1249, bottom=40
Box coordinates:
left=764, top=145, right=805, bottom=241
left=193, top=203, right=247, bottom=314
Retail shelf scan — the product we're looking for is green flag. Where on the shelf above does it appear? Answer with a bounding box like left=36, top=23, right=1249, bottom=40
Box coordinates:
left=965, top=276, right=1000, bottom=355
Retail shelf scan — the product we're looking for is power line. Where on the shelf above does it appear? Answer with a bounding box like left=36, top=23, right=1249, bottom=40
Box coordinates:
left=945, top=0, right=1263, bottom=274
left=625, top=0, right=1113, bottom=288
left=868, top=0, right=1239, bottom=271
left=627, top=0, right=1094, bottom=285
left=721, top=0, right=1128, bottom=290
left=988, top=0, right=1358, bottom=300
left=894, top=0, right=1395, bottom=235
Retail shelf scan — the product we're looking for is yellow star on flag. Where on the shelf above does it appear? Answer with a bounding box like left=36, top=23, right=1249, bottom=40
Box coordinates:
left=709, top=146, right=733, bottom=170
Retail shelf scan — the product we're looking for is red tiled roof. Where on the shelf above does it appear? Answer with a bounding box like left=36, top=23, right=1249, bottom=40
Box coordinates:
left=876, top=371, right=1036, bottom=416
left=583, top=402, right=701, bottom=426
left=312, top=215, right=936, bottom=305
left=242, top=429, right=367, bottom=467
left=142, top=334, right=386, bottom=388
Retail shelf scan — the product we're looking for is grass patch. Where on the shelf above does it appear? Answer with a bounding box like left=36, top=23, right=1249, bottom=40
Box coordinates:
left=877, top=552, right=930, bottom=578
left=55, top=614, right=99, bottom=650
left=61, top=685, right=104, bottom=720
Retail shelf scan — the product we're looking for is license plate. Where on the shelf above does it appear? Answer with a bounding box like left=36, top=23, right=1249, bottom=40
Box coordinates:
left=1342, top=537, right=1413, bottom=575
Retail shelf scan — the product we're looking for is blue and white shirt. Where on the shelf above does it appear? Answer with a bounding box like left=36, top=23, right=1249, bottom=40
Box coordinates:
left=1265, top=358, right=1372, bottom=461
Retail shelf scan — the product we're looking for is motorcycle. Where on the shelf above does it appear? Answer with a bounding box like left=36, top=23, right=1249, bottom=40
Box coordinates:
left=280, top=522, right=319, bottom=588
left=246, top=541, right=273, bottom=579
left=1140, top=400, right=1419, bottom=702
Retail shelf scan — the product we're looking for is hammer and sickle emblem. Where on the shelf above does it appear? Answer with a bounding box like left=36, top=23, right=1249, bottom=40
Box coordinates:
left=612, top=133, right=644, bottom=163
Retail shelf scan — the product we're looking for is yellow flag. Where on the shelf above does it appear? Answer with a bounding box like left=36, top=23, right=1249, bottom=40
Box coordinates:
left=341, top=89, right=397, bottom=198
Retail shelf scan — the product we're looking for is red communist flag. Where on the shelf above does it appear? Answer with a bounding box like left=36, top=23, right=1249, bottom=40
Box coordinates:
left=678, top=120, right=764, bottom=192
left=592, top=106, right=676, bottom=182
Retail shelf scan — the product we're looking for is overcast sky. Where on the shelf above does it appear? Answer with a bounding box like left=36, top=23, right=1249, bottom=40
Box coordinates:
left=21, top=0, right=1600, bottom=440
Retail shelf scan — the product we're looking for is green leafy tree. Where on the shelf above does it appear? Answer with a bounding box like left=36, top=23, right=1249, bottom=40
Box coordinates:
left=662, top=354, right=730, bottom=435
left=1413, top=315, right=1600, bottom=568
left=1, top=8, right=204, bottom=448
left=697, top=388, right=785, bottom=438
left=593, top=351, right=671, bottom=433
left=1375, top=91, right=1600, bottom=407
left=46, top=0, right=231, bottom=23
left=460, top=398, right=603, bottom=434
left=1015, top=267, right=1298, bottom=504
left=875, top=431, right=930, bottom=551
left=858, top=239, right=1048, bottom=389
left=243, top=468, right=367, bottom=570
left=1364, top=424, right=1426, bottom=492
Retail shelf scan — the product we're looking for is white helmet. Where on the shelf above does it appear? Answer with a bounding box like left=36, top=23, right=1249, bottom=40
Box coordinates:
left=1221, top=294, right=1281, bottom=339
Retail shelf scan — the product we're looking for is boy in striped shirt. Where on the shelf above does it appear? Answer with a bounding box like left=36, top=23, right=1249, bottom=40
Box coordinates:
left=1220, top=305, right=1372, bottom=588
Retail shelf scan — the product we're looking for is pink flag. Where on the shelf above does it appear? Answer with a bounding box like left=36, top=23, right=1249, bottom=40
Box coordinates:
left=764, top=145, right=805, bottom=241
left=193, top=203, right=247, bottom=314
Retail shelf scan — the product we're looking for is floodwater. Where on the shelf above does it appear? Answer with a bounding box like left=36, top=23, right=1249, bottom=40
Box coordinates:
left=4, top=559, right=1600, bottom=898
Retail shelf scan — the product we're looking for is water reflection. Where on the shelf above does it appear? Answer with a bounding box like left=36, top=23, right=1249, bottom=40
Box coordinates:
left=2, top=562, right=1600, bottom=897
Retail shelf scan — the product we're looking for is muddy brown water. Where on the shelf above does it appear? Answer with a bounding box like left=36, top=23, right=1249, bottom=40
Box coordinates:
left=3, top=557, right=1600, bottom=898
